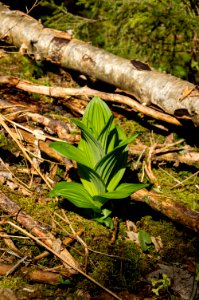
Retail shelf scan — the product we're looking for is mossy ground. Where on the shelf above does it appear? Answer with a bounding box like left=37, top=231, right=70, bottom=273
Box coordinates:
left=0, top=51, right=198, bottom=299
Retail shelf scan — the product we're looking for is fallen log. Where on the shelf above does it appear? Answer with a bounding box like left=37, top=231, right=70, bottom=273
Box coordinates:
left=131, top=189, right=199, bottom=232
left=0, top=3, right=199, bottom=126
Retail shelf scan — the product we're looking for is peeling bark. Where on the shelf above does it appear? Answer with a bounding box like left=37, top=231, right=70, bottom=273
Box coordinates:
left=0, top=3, right=199, bottom=126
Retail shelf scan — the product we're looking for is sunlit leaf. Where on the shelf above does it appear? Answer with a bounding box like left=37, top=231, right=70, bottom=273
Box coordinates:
left=50, top=182, right=102, bottom=212
left=94, top=183, right=148, bottom=201
left=74, top=119, right=105, bottom=168
left=49, top=142, right=87, bottom=165
left=105, top=127, right=120, bottom=154
left=78, top=164, right=106, bottom=196
left=93, top=183, right=148, bottom=205
left=49, top=97, right=144, bottom=228
left=97, top=115, right=116, bottom=153
left=94, top=216, right=114, bottom=228
left=115, top=182, right=148, bottom=195
left=82, top=96, right=112, bottom=138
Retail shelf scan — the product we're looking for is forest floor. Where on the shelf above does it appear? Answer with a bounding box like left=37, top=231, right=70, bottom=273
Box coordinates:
left=0, top=50, right=198, bottom=300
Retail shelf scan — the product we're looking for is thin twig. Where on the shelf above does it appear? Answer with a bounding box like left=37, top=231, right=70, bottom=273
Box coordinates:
left=171, top=170, right=199, bottom=189
left=5, top=256, right=27, bottom=276
left=26, top=0, right=40, bottom=14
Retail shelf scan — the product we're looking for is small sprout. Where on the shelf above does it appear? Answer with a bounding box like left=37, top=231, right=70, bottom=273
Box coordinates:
left=151, top=273, right=171, bottom=296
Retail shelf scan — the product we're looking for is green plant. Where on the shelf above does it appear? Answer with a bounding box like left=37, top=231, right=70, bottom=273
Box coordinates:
left=50, top=97, right=148, bottom=227
left=138, top=230, right=152, bottom=252
left=151, top=273, right=171, bottom=296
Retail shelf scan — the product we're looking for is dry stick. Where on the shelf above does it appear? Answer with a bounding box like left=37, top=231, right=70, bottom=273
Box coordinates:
left=0, top=76, right=182, bottom=126
left=145, top=143, right=158, bottom=186
left=4, top=118, right=71, bottom=143
left=0, top=114, right=52, bottom=189
left=33, top=251, right=50, bottom=262
left=54, top=212, right=129, bottom=261
left=129, top=143, right=199, bottom=169
left=25, top=112, right=80, bottom=142
left=26, top=0, right=40, bottom=14
left=8, top=221, right=122, bottom=300
left=62, top=210, right=89, bottom=270
left=155, top=139, right=185, bottom=154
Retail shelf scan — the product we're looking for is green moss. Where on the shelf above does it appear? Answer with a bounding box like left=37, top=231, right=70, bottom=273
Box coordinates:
left=154, top=167, right=199, bottom=211
left=0, top=185, right=53, bottom=224
left=0, top=53, right=42, bottom=79
left=138, top=216, right=197, bottom=262
left=77, top=239, right=143, bottom=294
left=116, top=118, right=147, bottom=137
left=0, top=276, right=26, bottom=289
left=0, top=133, right=18, bottom=153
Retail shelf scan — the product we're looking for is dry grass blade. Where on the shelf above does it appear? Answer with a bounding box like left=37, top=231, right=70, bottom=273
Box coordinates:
left=171, top=170, right=199, bottom=189
left=0, top=113, right=52, bottom=189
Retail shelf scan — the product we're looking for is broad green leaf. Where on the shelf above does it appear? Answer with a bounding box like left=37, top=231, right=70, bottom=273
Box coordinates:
left=74, top=119, right=105, bottom=168
left=49, top=142, right=87, bottom=165
left=94, top=144, right=127, bottom=189
left=94, top=183, right=148, bottom=202
left=82, top=97, right=112, bottom=138
left=114, top=182, right=148, bottom=195
left=97, top=115, right=116, bottom=153
left=93, top=183, right=148, bottom=206
left=101, top=208, right=112, bottom=219
left=50, top=182, right=102, bottom=212
left=95, top=134, right=139, bottom=190
left=78, top=164, right=106, bottom=196
left=116, top=124, right=128, bottom=141
left=105, top=125, right=127, bottom=155
left=96, top=145, right=127, bottom=189
left=106, top=168, right=126, bottom=192
left=138, top=230, right=152, bottom=251
left=105, top=127, right=120, bottom=154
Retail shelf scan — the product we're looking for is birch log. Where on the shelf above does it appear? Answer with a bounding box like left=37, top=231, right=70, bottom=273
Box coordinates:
left=0, top=3, right=199, bottom=126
